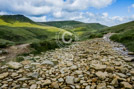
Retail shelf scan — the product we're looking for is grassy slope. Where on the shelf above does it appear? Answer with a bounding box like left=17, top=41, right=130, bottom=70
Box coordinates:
left=0, top=15, right=71, bottom=47
left=41, top=21, right=107, bottom=40
left=102, top=21, right=134, bottom=33
left=103, top=21, right=134, bottom=52
left=42, top=20, right=83, bottom=28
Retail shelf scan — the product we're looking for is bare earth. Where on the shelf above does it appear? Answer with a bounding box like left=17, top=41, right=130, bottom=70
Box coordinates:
left=0, top=44, right=30, bottom=62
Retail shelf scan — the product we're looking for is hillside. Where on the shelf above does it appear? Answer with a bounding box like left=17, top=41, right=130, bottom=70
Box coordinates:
left=41, top=21, right=107, bottom=40
left=0, top=15, right=71, bottom=48
left=0, top=15, right=107, bottom=53
left=42, top=21, right=107, bottom=30
left=103, top=21, right=134, bottom=52
left=0, top=15, right=34, bottom=23
left=42, top=20, right=83, bottom=28
left=102, top=21, right=134, bottom=33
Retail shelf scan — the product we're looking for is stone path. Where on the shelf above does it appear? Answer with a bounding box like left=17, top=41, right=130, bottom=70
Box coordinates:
left=0, top=38, right=134, bottom=89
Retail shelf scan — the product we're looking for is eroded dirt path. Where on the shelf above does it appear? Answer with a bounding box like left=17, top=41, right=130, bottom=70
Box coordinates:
left=0, top=37, right=134, bottom=89
left=0, top=44, right=30, bottom=62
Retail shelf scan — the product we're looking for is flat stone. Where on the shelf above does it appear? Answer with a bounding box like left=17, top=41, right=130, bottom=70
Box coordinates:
left=128, top=52, right=134, bottom=55
left=85, top=85, right=90, bottom=89
left=75, top=70, right=83, bottom=74
left=124, top=57, right=134, bottom=62
left=0, top=72, right=9, bottom=80
left=97, top=83, right=106, bottom=89
left=27, top=72, right=39, bottom=79
left=51, top=82, right=59, bottom=89
left=42, top=79, right=51, bottom=86
left=116, top=73, right=126, bottom=78
left=106, top=67, right=114, bottom=72
left=121, top=82, right=132, bottom=89
left=66, top=76, right=74, bottom=84
left=58, top=78, right=64, bottom=82
left=11, top=73, right=18, bottom=77
left=95, top=71, right=108, bottom=79
left=18, top=78, right=30, bottom=81
left=30, top=84, right=37, bottom=89
left=7, top=62, right=22, bottom=69
left=41, top=60, right=54, bottom=66
left=74, top=78, right=80, bottom=83
left=91, top=64, right=107, bottom=70
left=70, top=65, right=78, bottom=70
left=130, top=70, right=134, bottom=75
left=111, top=78, right=118, bottom=86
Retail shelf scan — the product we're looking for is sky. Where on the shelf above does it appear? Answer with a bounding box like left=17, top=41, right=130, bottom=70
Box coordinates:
left=0, top=0, right=134, bottom=26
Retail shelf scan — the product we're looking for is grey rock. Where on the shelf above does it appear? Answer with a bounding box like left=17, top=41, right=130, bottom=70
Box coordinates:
left=0, top=72, right=9, bottom=80
left=41, top=60, right=54, bottom=66
left=95, top=71, right=108, bottom=79
left=7, top=62, right=22, bottom=69
left=58, top=78, right=64, bottom=82
left=66, top=76, right=74, bottom=84
left=42, top=79, right=51, bottom=86
left=30, top=84, right=37, bottom=89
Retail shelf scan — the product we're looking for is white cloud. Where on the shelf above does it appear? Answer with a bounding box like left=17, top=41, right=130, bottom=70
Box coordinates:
left=102, top=12, right=108, bottom=17
left=132, top=4, right=134, bottom=8
left=53, top=11, right=62, bottom=18
left=1, top=0, right=134, bottom=26
left=46, top=11, right=134, bottom=26
left=128, top=4, right=134, bottom=12
left=0, top=11, right=8, bottom=15
left=0, top=0, right=114, bottom=15
left=29, top=16, right=47, bottom=22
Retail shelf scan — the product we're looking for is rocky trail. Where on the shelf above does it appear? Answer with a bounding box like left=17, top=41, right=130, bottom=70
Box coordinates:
left=0, top=35, right=134, bottom=89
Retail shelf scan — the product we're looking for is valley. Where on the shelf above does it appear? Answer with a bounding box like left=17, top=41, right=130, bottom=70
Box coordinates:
left=0, top=15, right=134, bottom=89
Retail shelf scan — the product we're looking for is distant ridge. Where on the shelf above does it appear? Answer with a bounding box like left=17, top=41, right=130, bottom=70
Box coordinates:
left=40, top=20, right=107, bottom=30
left=0, top=15, right=34, bottom=23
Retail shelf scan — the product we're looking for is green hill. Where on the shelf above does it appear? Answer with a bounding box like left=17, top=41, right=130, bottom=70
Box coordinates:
left=0, top=15, right=34, bottom=23
left=40, top=21, right=107, bottom=40
left=42, top=20, right=83, bottom=28
left=0, top=15, right=107, bottom=53
left=102, top=21, right=134, bottom=33
left=42, top=21, right=106, bottom=30
left=103, top=21, right=134, bottom=52
left=0, top=15, right=71, bottom=48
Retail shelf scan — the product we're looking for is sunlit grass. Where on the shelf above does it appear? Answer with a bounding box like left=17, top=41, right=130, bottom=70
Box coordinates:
left=0, top=19, right=71, bottom=33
